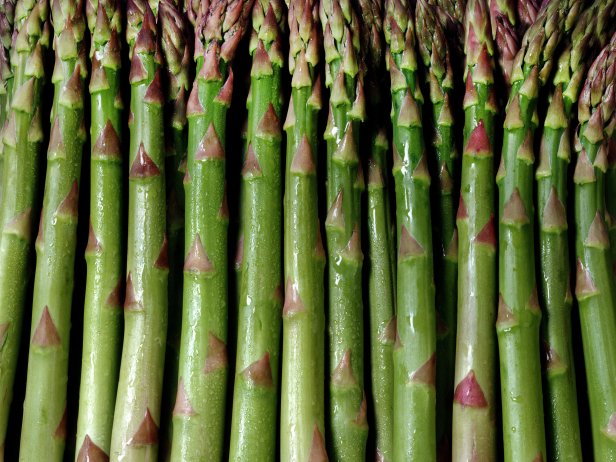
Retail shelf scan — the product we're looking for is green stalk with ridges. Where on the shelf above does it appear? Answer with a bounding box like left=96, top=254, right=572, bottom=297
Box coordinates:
left=535, top=4, right=616, bottom=459
left=109, top=1, right=168, bottom=459
left=0, top=0, right=48, bottom=455
left=19, top=0, right=87, bottom=459
left=573, top=35, right=616, bottom=460
left=451, top=1, right=498, bottom=460
left=158, top=1, right=189, bottom=458
left=417, top=2, right=459, bottom=457
left=75, top=0, right=123, bottom=459
left=0, top=0, right=16, bottom=206
left=280, top=0, right=327, bottom=459
left=496, top=1, right=582, bottom=460
left=229, top=1, right=285, bottom=459
left=170, top=1, right=252, bottom=459
left=321, top=0, right=367, bottom=459
left=385, top=0, right=436, bottom=459
left=357, top=1, right=395, bottom=460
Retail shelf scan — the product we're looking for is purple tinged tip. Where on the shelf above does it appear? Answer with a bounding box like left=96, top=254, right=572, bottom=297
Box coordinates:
left=184, top=234, right=214, bottom=273
left=332, top=349, right=357, bottom=387
left=398, top=225, right=424, bottom=258
left=502, top=188, right=529, bottom=225
left=283, top=278, right=305, bottom=316
left=242, top=143, right=262, bottom=177
left=456, top=195, right=468, bottom=220
left=291, top=136, right=315, bottom=174
left=32, top=306, right=61, bottom=347
left=93, top=121, right=121, bottom=159
left=154, top=234, right=169, bottom=269
left=54, top=407, right=67, bottom=439
left=410, top=353, right=436, bottom=386
left=86, top=221, right=101, bottom=253
left=454, top=370, right=488, bottom=407
left=76, top=435, right=109, bottom=462
left=128, top=408, right=158, bottom=446
left=214, top=69, right=234, bottom=106
left=325, top=189, right=345, bottom=230
left=465, top=121, right=491, bottom=156
left=257, top=103, right=281, bottom=139
left=106, top=280, right=122, bottom=308
left=57, top=181, right=79, bottom=217
left=195, top=123, right=224, bottom=161
left=475, top=214, right=496, bottom=246
left=309, top=425, right=328, bottom=461
left=575, top=259, right=598, bottom=299
left=129, top=143, right=161, bottom=179
left=173, top=379, right=196, bottom=416
left=203, top=333, right=228, bottom=374
left=241, top=352, right=274, bottom=387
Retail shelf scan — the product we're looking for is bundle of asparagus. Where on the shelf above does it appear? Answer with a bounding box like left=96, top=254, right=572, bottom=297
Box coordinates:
left=0, top=1, right=613, bottom=460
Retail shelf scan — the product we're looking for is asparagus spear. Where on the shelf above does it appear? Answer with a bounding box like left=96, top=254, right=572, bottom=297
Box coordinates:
left=516, top=0, right=540, bottom=32
left=228, top=1, right=284, bottom=460
left=496, top=1, right=581, bottom=460
left=416, top=2, right=459, bottom=457
left=450, top=1, right=498, bottom=461
left=109, top=1, right=168, bottom=459
left=321, top=0, right=367, bottom=459
left=19, top=0, right=87, bottom=459
left=536, top=3, right=616, bottom=459
left=385, top=0, right=436, bottom=459
left=0, top=0, right=49, bottom=454
left=75, top=0, right=123, bottom=459
left=573, top=33, right=616, bottom=460
left=358, top=1, right=396, bottom=460
left=279, top=0, right=327, bottom=460
left=158, top=0, right=189, bottom=458
left=0, top=0, right=15, bottom=204
left=170, top=0, right=252, bottom=459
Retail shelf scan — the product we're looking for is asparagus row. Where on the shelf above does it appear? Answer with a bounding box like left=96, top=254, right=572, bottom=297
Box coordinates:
left=75, top=0, right=123, bottom=459
left=171, top=0, right=252, bottom=459
left=109, top=1, right=168, bottom=459
left=385, top=0, right=436, bottom=459
left=279, top=0, right=327, bottom=459
left=535, top=3, right=616, bottom=459
left=228, top=1, right=284, bottom=460
left=416, top=2, right=459, bottom=457
left=451, top=1, right=498, bottom=460
left=573, top=33, right=616, bottom=460
left=0, top=0, right=49, bottom=454
left=19, top=0, right=87, bottom=459
left=321, top=0, right=367, bottom=459
left=158, top=0, right=189, bottom=457
left=359, top=0, right=396, bottom=459
left=496, top=1, right=581, bottom=460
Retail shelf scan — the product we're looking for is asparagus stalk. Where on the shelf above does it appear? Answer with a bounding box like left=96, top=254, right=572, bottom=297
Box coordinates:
left=416, top=2, right=459, bottom=457
left=321, top=0, right=367, bottom=459
left=0, top=0, right=49, bottom=454
left=536, top=4, right=616, bottom=459
left=450, top=1, right=498, bottom=461
left=496, top=1, right=581, bottom=460
left=573, top=33, right=616, bottom=460
left=0, top=0, right=15, bottom=204
left=170, top=1, right=252, bottom=459
left=229, top=1, right=285, bottom=459
left=75, top=0, right=123, bottom=459
left=158, top=0, right=189, bottom=458
left=19, top=0, right=87, bottom=459
left=358, top=1, right=396, bottom=460
left=385, top=0, right=436, bottom=459
left=109, top=1, right=168, bottom=459
left=279, top=0, right=327, bottom=460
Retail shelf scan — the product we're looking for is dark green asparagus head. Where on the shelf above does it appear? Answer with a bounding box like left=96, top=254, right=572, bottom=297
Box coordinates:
left=417, top=0, right=454, bottom=97
left=249, top=0, right=285, bottom=70
left=509, top=0, right=582, bottom=100
left=319, top=0, right=362, bottom=91
left=288, top=0, right=319, bottom=77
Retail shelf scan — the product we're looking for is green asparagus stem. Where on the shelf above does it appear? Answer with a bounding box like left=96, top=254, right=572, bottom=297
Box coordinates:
left=109, top=1, right=168, bottom=459
left=19, top=0, right=87, bottom=459
left=416, top=2, right=459, bottom=457
left=158, top=1, right=189, bottom=458
left=451, top=1, right=498, bottom=460
left=535, top=4, right=616, bottom=459
left=229, top=1, right=285, bottom=459
left=75, top=0, right=123, bottom=459
left=385, top=0, right=436, bottom=459
left=170, top=1, right=252, bottom=459
left=0, top=0, right=49, bottom=455
left=279, top=0, right=327, bottom=459
left=0, top=0, right=16, bottom=205
left=321, top=0, right=367, bottom=459
left=573, top=34, right=616, bottom=460
left=496, top=1, right=582, bottom=460
left=358, top=1, right=396, bottom=460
